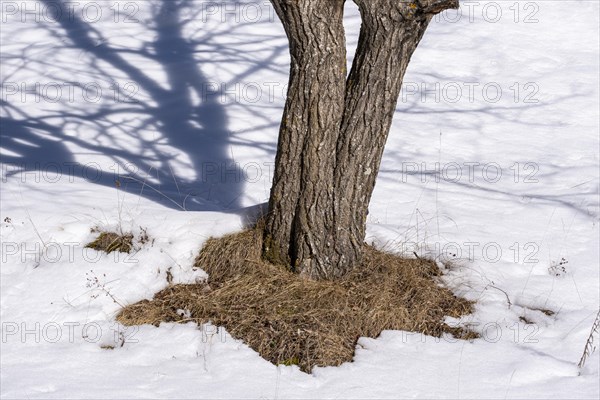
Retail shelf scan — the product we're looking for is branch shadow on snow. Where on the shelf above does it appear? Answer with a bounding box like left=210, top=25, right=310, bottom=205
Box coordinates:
left=3, top=1, right=593, bottom=221
left=1, top=0, right=284, bottom=214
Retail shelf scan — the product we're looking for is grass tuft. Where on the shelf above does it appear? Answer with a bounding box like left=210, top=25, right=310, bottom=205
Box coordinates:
left=86, top=231, right=134, bottom=254
left=117, top=224, right=477, bottom=372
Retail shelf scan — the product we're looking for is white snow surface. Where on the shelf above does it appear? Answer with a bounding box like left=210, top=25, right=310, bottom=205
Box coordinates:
left=1, top=1, right=599, bottom=398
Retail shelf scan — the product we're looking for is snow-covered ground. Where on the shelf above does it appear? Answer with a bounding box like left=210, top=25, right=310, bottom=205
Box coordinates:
left=1, top=0, right=598, bottom=398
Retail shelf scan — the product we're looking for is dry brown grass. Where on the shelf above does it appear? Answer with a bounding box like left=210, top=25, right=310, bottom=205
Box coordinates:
left=117, top=225, right=477, bottom=372
left=86, top=231, right=134, bottom=254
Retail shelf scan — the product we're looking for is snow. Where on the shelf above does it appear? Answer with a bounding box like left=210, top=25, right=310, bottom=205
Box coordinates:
left=1, top=0, right=598, bottom=398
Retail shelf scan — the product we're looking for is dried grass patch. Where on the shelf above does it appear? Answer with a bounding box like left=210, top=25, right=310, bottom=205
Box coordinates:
left=117, top=225, right=476, bottom=372
left=86, top=231, right=133, bottom=254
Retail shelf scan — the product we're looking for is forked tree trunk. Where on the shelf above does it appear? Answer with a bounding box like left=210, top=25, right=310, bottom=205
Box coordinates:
left=265, top=0, right=458, bottom=279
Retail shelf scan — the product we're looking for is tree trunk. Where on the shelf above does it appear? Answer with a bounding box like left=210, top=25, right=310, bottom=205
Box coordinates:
left=265, top=0, right=458, bottom=280
left=264, top=0, right=347, bottom=276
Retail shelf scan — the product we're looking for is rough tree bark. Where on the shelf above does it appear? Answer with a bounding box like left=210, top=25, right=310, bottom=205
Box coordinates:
left=264, top=0, right=459, bottom=280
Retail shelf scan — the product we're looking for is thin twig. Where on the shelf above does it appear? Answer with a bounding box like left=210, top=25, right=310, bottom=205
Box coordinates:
left=577, top=309, right=600, bottom=373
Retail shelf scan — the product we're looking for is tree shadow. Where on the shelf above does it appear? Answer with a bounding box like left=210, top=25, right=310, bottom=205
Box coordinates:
left=1, top=0, right=284, bottom=213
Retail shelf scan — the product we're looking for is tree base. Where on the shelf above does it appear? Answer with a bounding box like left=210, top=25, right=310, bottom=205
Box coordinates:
left=117, top=225, right=478, bottom=373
